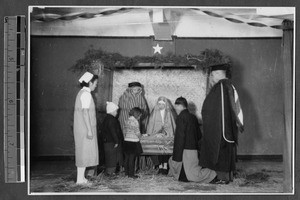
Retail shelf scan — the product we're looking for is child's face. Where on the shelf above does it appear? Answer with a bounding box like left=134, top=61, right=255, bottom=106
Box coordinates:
left=175, top=104, right=184, bottom=115
left=158, top=102, right=166, bottom=110
left=135, top=114, right=142, bottom=120
left=209, top=70, right=225, bottom=87
left=131, top=87, right=141, bottom=95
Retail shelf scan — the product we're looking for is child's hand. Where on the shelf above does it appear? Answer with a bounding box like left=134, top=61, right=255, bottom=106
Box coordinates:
left=114, top=144, right=119, bottom=148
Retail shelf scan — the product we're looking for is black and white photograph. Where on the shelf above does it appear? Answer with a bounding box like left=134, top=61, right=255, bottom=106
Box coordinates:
left=28, top=6, right=295, bottom=194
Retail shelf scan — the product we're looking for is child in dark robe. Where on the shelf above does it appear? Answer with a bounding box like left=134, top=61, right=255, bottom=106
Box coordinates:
left=101, top=102, right=124, bottom=176
left=169, top=97, right=217, bottom=183
left=123, top=107, right=143, bottom=179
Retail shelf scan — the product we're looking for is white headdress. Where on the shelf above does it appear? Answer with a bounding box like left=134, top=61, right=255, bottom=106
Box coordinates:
left=106, top=102, right=119, bottom=114
left=79, top=72, right=93, bottom=83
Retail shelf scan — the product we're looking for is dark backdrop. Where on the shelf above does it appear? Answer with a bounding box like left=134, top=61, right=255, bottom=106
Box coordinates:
left=30, top=36, right=284, bottom=157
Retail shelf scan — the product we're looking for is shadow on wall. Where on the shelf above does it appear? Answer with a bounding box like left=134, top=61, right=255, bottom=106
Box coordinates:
left=232, top=59, right=262, bottom=152
left=188, top=101, right=201, bottom=122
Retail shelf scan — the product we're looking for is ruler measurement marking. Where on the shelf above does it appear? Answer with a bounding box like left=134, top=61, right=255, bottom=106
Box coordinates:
left=17, top=16, right=20, bottom=32
left=4, top=16, right=25, bottom=183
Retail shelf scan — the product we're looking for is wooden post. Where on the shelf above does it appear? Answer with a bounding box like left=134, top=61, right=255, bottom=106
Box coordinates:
left=282, top=20, right=294, bottom=193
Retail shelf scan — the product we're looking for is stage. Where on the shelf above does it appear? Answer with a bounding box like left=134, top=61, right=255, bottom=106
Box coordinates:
left=30, top=159, right=283, bottom=194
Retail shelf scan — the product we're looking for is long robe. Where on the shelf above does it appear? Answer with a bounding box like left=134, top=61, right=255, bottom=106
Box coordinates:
left=73, top=89, right=99, bottom=167
left=169, top=109, right=216, bottom=183
left=146, top=97, right=176, bottom=137
left=118, top=88, right=148, bottom=135
left=200, top=79, right=244, bottom=173
left=101, top=114, right=124, bottom=169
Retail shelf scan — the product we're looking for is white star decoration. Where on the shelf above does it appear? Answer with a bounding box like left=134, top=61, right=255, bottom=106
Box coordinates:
left=153, top=43, right=163, bottom=54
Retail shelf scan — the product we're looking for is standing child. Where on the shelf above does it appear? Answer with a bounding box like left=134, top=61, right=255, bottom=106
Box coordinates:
left=123, top=107, right=143, bottom=179
left=101, top=102, right=124, bottom=176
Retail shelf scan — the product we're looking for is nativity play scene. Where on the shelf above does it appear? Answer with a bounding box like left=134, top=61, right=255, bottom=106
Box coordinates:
left=29, top=6, right=294, bottom=194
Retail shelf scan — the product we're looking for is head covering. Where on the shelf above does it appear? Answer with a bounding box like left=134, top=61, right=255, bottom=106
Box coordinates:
left=106, top=102, right=119, bottom=114
left=146, top=96, right=177, bottom=137
left=175, top=96, right=188, bottom=108
left=128, top=82, right=142, bottom=88
left=79, top=72, right=93, bottom=83
left=158, top=100, right=166, bottom=105
left=210, top=63, right=230, bottom=72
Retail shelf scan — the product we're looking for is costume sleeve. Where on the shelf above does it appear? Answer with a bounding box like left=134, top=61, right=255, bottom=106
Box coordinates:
left=146, top=109, right=155, bottom=135
left=172, top=116, right=186, bottom=162
left=108, top=118, right=119, bottom=144
left=140, top=97, right=149, bottom=134
left=227, top=84, right=244, bottom=133
left=141, top=97, right=149, bottom=115
left=221, top=82, right=237, bottom=143
left=134, top=120, right=141, bottom=138
left=169, top=109, right=177, bottom=137
left=196, top=118, right=202, bottom=151
left=80, top=92, right=92, bottom=109
left=118, top=94, right=125, bottom=109
left=224, top=83, right=236, bottom=117
left=199, top=83, right=224, bottom=168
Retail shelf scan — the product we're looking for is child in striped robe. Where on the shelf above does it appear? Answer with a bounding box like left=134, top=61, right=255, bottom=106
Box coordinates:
left=118, top=82, right=149, bottom=136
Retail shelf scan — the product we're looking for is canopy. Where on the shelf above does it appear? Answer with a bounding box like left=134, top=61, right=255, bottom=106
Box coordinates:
left=30, top=7, right=294, bottom=37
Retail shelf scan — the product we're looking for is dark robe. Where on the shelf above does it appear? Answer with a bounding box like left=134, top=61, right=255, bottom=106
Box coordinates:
left=169, top=109, right=216, bottom=183
left=173, top=109, right=201, bottom=162
left=200, top=79, right=243, bottom=174
left=101, top=114, right=124, bottom=169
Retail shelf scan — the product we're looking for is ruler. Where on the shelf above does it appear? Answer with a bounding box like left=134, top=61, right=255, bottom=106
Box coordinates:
left=3, top=16, right=26, bottom=183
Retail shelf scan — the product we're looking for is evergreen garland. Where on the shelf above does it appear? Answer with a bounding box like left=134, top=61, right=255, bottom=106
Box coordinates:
left=70, top=47, right=231, bottom=74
